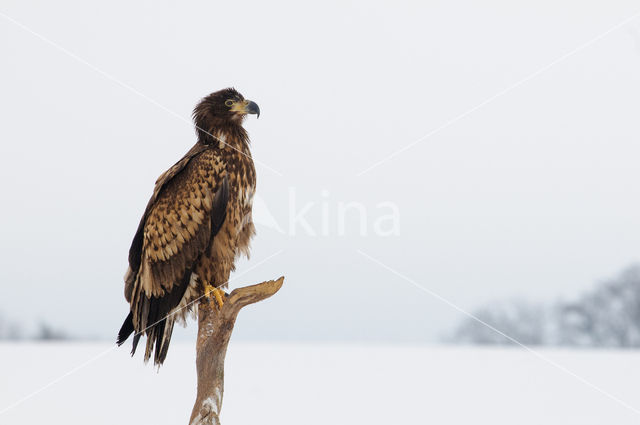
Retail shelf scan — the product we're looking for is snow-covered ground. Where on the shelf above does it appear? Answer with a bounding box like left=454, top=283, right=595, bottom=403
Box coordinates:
left=1, top=342, right=640, bottom=424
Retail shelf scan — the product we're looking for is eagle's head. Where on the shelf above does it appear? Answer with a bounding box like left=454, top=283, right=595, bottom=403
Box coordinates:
left=192, top=88, right=259, bottom=142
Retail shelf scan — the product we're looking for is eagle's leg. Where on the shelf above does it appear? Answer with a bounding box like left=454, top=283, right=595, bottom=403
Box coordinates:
left=204, top=282, right=226, bottom=310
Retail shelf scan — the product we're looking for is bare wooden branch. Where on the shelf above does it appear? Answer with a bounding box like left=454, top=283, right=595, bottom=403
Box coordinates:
left=189, top=276, right=284, bottom=425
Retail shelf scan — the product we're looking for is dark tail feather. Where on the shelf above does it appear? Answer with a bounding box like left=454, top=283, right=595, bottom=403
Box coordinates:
left=153, top=319, right=166, bottom=364
left=156, top=319, right=175, bottom=364
left=116, top=312, right=134, bottom=346
left=122, top=269, right=192, bottom=365
left=131, top=333, right=142, bottom=356
left=144, top=317, right=175, bottom=365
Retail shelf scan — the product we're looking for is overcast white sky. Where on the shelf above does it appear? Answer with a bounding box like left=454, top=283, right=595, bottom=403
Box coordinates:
left=1, top=0, right=640, bottom=342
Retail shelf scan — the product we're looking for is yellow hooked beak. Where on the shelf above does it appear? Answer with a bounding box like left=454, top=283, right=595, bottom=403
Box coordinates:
left=228, top=99, right=260, bottom=118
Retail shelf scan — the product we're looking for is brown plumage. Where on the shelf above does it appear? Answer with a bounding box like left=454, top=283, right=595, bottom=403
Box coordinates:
left=117, top=88, right=259, bottom=365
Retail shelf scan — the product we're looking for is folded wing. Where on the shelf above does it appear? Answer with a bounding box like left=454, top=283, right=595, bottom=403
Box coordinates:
left=120, top=145, right=229, bottom=364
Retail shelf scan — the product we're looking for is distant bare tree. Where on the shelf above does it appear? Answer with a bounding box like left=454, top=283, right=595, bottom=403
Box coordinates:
left=35, top=322, right=68, bottom=341
left=449, top=264, right=640, bottom=348
left=451, top=300, right=548, bottom=346
left=556, top=265, right=640, bottom=347
left=0, top=312, right=22, bottom=340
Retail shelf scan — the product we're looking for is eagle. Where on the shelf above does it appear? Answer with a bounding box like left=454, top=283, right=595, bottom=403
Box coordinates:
left=116, top=88, right=260, bottom=365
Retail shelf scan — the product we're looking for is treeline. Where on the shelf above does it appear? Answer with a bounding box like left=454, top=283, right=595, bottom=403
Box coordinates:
left=449, top=264, right=640, bottom=347
left=0, top=314, right=68, bottom=341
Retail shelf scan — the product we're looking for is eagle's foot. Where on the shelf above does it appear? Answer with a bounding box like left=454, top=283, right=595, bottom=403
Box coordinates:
left=204, top=283, right=226, bottom=311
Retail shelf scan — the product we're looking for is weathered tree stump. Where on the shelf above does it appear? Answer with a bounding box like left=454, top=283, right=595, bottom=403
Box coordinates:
left=189, top=277, right=284, bottom=425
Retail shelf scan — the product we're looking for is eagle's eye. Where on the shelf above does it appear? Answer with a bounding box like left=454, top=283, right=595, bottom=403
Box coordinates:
left=225, top=99, right=234, bottom=107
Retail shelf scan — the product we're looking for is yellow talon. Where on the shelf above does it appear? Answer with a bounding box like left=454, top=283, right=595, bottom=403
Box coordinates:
left=204, top=283, right=225, bottom=310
